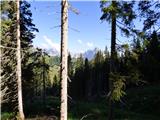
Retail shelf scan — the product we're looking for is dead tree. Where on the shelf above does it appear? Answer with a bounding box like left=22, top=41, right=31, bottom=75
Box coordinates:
left=60, top=0, right=68, bottom=120
left=16, top=0, right=25, bottom=119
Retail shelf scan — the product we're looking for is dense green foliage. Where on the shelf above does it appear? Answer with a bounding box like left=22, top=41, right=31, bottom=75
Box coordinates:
left=1, top=0, right=38, bottom=111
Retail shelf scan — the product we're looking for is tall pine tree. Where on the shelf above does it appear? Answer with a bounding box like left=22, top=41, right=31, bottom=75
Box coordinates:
left=1, top=0, right=38, bottom=116
left=100, top=1, right=136, bottom=119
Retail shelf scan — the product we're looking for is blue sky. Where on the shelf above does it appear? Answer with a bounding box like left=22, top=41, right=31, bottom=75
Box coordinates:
left=29, top=1, right=141, bottom=54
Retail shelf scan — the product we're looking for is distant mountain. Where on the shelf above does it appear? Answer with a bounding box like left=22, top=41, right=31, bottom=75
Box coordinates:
left=46, top=48, right=59, bottom=56
left=45, top=48, right=98, bottom=60
left=83, top=48, right=98, bottom=60
left=72, top=48, right=98, bottom=60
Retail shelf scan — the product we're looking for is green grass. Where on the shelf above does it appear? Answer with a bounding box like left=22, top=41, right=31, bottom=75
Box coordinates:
left=24, top=96, right=60, bottom=117
left=68, top=100, right=159, bottom=120
left=68, top=85, right=160, bottom=120
left=2, top=85, right=160, bottom=120
left=1, top=112, right=15, bottom=120
left=124, top=85, right=160, bottom=116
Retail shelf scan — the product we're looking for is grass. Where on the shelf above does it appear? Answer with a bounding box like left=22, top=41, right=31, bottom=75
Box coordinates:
left=124, top=85, right=160, bottom=117
left=1, top=112, right=15, bottom=120
left=24, top=96, right=60, bottom=117
left=1, top=85, right=160, bottom=120
left=68, top=84, right=160, bottom=120
left=68, top=100, right=159, bottom=120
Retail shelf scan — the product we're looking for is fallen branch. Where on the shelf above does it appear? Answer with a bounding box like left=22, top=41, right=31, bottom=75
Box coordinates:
left=80, top=113, right=93, bottom=120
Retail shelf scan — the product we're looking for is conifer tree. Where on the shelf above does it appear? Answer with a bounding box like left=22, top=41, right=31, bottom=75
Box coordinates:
left=1, top=0, right=38, bottom=116
left=100, top=1, right=136, bottom=119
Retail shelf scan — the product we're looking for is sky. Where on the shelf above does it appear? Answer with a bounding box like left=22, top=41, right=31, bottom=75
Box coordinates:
left=29, top=1, right=141, bottom=54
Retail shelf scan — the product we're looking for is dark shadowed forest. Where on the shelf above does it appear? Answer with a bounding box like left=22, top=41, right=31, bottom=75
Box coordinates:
left=1, top=0, right=160, bottom=120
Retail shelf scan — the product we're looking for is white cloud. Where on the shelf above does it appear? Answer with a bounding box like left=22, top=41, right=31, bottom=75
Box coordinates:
left=77, top=39, right=82, bottom=44
left=80, top=50, right=84, bottom=53
left=43, top=35, right=60, bottom=52
left=40, top=43, right=49, bottom=49
left=86, top=42, right=93, bottom=48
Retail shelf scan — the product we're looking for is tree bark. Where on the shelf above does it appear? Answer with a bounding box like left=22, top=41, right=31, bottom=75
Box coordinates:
left=16, top=0, right=25, bottom=119
left=108, top=1, right=116, bottom=120
left=42, top=51, right=46, bottom=107
left=60, top=0, right=68, bottom=120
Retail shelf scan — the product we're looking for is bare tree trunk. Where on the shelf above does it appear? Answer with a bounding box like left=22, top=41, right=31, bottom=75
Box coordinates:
left=42, top=51, right=46, bottom=107
left=108, top=1, right=116, bottom=120
left=16, top=0, right=25, bottom=119
left=60, top=0, right=68, bottom=120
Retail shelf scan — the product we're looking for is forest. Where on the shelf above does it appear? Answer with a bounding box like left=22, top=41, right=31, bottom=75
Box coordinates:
left=1, top=0, right=160, bottom=120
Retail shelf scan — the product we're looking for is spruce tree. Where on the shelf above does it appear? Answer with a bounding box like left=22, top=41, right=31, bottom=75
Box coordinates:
left=100, top=1, right=136, bottom=119
left=1, top=0, right=38, bottom=115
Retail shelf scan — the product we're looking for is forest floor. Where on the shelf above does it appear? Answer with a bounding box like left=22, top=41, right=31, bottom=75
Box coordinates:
left=2, top=85, right=160, bottom=120
left=68, top=84, right=160, bottom=120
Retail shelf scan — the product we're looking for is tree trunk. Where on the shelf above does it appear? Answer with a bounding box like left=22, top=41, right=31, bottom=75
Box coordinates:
left=108, top=1, right=116, bottom=120
left=60, top=0, right=68, bottom=120
left=16, top=0, right=25, bottom=119
left=42, top=51, right=46, bottom=107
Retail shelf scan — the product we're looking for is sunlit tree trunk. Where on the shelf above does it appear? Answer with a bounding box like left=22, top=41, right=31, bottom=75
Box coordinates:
left=42, top=51, right=46, bottom=107
left=60, top=0, right=68, bottom=120
left=16, top=0, right=25, bottom=119
left=108, top=1, right=116, bottom=120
